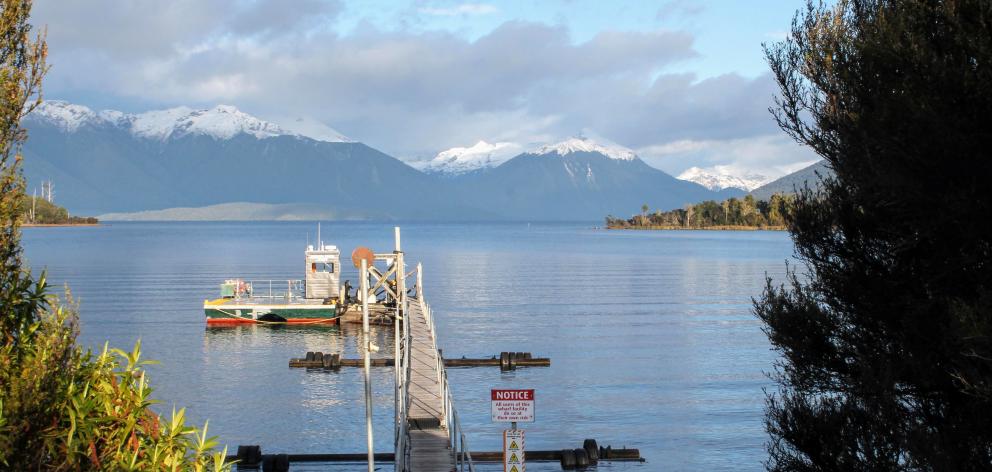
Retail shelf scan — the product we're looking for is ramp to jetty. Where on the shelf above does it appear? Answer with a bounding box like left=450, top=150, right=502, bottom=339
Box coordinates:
left=389, top=260, right=474, bottom=472
left=351, top=230, right=474, bottom=471
left=405, top=298, right=454, bottom=470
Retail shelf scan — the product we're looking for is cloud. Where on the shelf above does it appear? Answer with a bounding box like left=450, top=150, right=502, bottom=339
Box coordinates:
left=29, top=1, right=812, bottom=175
left=637, top=134, right=820, bottom=178
left=419, top=3, right=498, bottom=16
left=656, top=0, right=705, bottom=21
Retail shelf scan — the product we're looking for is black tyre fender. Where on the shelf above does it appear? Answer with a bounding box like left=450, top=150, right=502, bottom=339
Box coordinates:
left=574, top=448, right=590, bottom=467
left=560, top=448, right=577, bottom=469
left=237, top=445, right=262, bottom=466
left=583, top=439, right=599, bottom=463
left=305, top=351, right=315, bottom=362
left=507, top=351, right=516, bottom=370
left=314, top=352, right=324, bottom=363
left=274, top=454, right=289, bottom=472
left=500, top=351, right=510, bottom=371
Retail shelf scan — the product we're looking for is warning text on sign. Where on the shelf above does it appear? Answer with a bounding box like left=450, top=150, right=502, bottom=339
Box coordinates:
left=491, top=389, right=535, bottom=423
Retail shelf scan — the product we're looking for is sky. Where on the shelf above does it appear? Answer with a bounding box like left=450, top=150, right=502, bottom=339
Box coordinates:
left=30, top=0, right=820, bottom=178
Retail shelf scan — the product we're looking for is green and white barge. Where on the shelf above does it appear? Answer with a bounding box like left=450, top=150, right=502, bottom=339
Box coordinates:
left=204, top=243, right=343, bottom=325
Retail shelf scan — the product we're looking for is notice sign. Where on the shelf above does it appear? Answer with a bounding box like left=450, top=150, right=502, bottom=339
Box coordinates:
left=503, top=429, right=525, bottom=472
left=491, top=389, right=535, bottom=423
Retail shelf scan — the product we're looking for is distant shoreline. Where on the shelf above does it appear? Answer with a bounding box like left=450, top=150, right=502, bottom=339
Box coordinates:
left=23, top=223, right=101, bottom=228
left=606, top=225, right=786, bottom=231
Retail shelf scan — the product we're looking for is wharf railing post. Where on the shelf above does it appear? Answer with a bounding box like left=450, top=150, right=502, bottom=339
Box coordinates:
left=416, top=263, right=423, bottom=300
left=360, top=259, right=375, bottom=472
left=393, top=227, right=405, bottom=463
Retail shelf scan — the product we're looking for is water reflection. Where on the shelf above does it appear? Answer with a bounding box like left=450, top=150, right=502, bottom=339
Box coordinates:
left=23, top=222, right=794, bottom=471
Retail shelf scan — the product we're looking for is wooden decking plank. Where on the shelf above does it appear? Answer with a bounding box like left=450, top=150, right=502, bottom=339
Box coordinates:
left=404, top=299, right=455, bottom=471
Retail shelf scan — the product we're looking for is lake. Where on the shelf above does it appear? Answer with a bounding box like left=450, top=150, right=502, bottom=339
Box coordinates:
left=22, top=222, right=794, bottom=471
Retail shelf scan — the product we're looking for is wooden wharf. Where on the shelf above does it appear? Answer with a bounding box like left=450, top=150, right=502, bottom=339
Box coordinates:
left=347, top=228, right=474, bottom=472
left=235, top=228, right=643, bottom=471
left=404, top=297, right=455, bottom=471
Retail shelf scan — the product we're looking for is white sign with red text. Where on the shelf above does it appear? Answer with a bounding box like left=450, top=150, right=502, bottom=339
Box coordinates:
left=491, top=389, right=535, bottom=423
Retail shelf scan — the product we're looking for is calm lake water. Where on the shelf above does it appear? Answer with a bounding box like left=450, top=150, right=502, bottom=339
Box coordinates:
left=22, top=222, right=793, bottom=471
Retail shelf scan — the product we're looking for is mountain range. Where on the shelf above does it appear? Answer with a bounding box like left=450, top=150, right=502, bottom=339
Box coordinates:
left=749, top=160, right=832, bottom=201
left=677, top=166, right=770, bottom=192
left=22, top=101, right=763, bottom=221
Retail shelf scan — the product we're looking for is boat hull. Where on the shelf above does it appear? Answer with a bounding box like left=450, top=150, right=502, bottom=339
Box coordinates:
left=204, top=299, right=339, bottom=325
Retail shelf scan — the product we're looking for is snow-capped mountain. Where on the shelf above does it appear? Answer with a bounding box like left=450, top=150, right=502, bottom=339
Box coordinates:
left=677, top=166, right=770, bottom=192
left=21, top=102, right=744, bottom=220
left=26, top=100, right=351, bottom=143
left=420, top=140, right=521, bottom=175
left=532, top=136, right=637, bottom=161
left=447, top=134, right=741, bottom=220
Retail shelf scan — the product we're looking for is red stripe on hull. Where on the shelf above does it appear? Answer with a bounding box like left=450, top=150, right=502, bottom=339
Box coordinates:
left=205, top=318, right=339, bottom=325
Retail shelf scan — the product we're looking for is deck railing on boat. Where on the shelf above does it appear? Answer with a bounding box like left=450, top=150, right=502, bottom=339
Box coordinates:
left=233, top=279, right=305, bottom=300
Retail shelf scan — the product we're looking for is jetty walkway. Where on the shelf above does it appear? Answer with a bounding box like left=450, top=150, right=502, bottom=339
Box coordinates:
left=404, top=297, right=457, bottom=470
left=373, top=236, right=472, bottom=471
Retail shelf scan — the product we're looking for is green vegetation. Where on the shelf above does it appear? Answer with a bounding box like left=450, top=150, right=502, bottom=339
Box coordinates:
left=0, top=1, right=228, bottom=469
left=22, top=196, right=98, bottom=225
left=756, top=0, right=992, bottom=469
left=605, top=193, right=793, bottom=230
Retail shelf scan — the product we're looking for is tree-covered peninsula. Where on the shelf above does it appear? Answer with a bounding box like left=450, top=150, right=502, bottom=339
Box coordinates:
left=605, top=193, right=793, bottom=230
left=21, top=195, right=98, bottom=225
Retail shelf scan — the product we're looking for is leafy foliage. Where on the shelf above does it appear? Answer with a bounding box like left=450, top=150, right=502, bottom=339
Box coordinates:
left=0, top=1, right=229, bottom=469
left=757, top=0, right=992, bottom=470
left=22, top=195, right=98, bottom=225
left=606, top=193, right=793, bottom=229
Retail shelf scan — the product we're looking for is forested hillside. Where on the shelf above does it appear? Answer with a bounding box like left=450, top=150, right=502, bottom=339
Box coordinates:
left=606, top=193, right=792, bottom=229
left=21, top=196, right=97, bottom=225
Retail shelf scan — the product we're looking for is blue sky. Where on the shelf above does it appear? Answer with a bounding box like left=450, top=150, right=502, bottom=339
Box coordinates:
left=32, top=0, right=818, bottom=178
left=335, top=0, right=799, bottom=79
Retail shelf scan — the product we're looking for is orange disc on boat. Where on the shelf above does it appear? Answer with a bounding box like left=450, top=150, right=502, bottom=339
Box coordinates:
left=351, top=246, right=375, bottom=268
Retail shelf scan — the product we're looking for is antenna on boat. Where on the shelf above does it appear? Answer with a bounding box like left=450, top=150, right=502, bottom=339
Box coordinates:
left=318, top=222, right=321, bottom=249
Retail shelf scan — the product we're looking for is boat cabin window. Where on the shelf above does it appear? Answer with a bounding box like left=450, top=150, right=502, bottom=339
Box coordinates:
left=311, top=262, right=335, bottom=273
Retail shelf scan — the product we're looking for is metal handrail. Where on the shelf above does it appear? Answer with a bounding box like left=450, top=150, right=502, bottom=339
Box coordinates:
left=395, top=293, right=412, bottom=472
left=422, top=300, right=476, bottom=471
left=394, top=264, right=475, bottom=472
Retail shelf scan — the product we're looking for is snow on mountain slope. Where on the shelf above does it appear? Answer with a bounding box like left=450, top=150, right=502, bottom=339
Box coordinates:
left=27, top=100, right=351, bottom=143
left=420, top=140, right=521, bottom=175
left=532, top=135, right=637, bottom=161
left=677, top=166, right=771, bottom=191
left=30, top=100, right=99, bottom=132
left=278, top=116, right=351, bottom=143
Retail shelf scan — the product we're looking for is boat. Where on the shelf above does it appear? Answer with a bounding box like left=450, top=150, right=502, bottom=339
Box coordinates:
left=203, top=242, right=344, bottom=324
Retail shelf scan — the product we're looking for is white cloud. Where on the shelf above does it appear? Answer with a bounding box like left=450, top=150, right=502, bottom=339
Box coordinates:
left=638, top=134, right=819, bottom=179
left=419, top=3, right=498, bottom=16
left=29, top=1, right=812, bottom=177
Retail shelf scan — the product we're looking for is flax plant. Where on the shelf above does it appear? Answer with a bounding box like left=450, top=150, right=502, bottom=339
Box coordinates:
left=0, top=1, right=230, bottom=469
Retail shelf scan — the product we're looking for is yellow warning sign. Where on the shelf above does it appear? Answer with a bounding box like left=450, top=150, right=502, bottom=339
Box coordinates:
left=503, top=429, right=525, bottom=472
